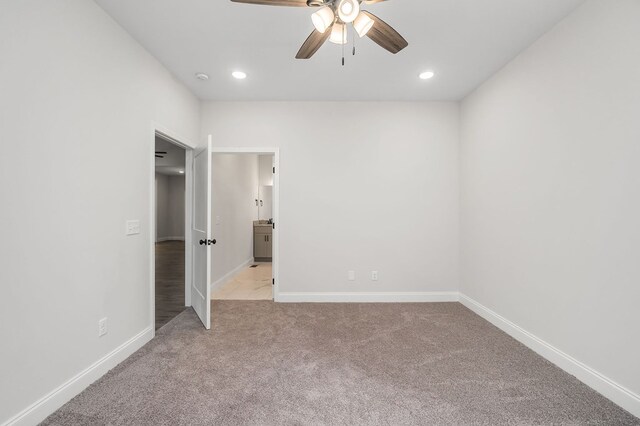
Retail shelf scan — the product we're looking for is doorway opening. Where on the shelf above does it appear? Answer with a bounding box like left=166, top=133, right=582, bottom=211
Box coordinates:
left=210, top=151, right=278, bottom=301
left=154, top=135, right=188, bottom=330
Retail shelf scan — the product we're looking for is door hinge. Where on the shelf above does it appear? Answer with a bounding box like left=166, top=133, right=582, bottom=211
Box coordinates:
left=272, top=222, right=275, bottom=229
left=273, top=166, right=275, bottom=173
left=272, top=278, right=275, bottom=286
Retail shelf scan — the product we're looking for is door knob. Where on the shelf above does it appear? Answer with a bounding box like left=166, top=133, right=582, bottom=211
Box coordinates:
left=199, top=239, right=207, bottom=245
left=209, top=239, right=217, bottom=245
left=200, top=239, right=217, bottom=246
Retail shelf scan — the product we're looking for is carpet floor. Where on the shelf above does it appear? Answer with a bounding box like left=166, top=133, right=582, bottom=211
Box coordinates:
left=42, top=302, right=639, bottom=425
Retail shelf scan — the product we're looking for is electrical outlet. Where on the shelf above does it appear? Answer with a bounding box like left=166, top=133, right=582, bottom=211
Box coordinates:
left=371, top=271, right=379, bottom=281
left=98, top=317, right=108, bottom=337
left=125, top=220, right=140, bottom=236
left=348, top=270, right=356, bottom=281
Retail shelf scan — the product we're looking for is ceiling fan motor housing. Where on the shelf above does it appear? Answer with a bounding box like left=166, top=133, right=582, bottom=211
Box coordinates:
left=306, top=0, right=330, bottom=6
left=307, top=0, right=365, bottom=10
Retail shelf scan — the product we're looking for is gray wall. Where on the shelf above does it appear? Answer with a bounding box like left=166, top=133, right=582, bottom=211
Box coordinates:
left=0, top=1, right=199, bottom=423
left=460, top=0, right=640, bottom=412
left=156, top=174, right=185, bottom=241
left=201, top=102, right=461, bottom=297
left=211, top=154, right=259, bottom=285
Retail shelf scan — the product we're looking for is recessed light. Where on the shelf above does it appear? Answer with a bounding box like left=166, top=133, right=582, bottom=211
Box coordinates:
left=232, top=71, right=247, bottom=80
left=419, top=71, right=435, bottom=80
left=179, top=170, right=185, bottom=174
left=195, top=73, right=209, bottom=81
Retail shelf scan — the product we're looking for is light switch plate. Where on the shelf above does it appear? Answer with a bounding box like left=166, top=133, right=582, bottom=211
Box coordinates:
left=126, top=220, right=140, bottom=236
left=98, top=317, right=108, bottom=337
left=371, top=271, right=379, bottom=281
left=348, top=270, right=356, bottom=281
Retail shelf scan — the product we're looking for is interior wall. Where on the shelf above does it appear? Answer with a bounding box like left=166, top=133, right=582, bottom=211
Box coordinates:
left=259, top=186, right=273, bottom=221
left=167, top=175, right=186, bottom=239
left=258, top=155, right=274, bottom=220
left=156, top=173, right=170, bottom=241
left=156, top=174, right=185, bottom=241
left=211, top=154, right=259, bottom=285
left=0, top=0, right=200, bottom=423
left=201, top=102, right=460, bottom=298
left=259, top=154, right=274, bottom=186
left=460, top=0, right=640, bottom=411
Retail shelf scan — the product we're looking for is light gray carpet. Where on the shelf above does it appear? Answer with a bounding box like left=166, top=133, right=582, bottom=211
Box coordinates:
left=42, top=302, right=639, bottom=425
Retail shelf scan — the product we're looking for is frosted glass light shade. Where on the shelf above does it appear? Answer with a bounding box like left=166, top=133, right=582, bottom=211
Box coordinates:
left=353, top=12, right=374, bottom=37
left=329, top=23, right=347, bottom=45
left=311, top=7, right=334, bottom=34
left=337, top=0, right=360, bottom=24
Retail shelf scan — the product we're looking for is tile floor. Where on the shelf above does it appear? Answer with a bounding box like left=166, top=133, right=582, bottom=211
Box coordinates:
left=211, top=263, right=272, bottom=300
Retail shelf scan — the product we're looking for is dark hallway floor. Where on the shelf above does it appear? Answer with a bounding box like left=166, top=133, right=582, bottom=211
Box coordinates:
left=155, top=240, right=186, bottom=330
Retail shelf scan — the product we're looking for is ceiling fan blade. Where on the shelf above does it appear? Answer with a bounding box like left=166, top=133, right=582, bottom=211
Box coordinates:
left=155, top=151, right=167, bottom=154
left=155, top=155, right=163, bottom=158
left=296, top=28, right=331, bottom=59
left=362, top=11, right=408, bottom=54
left=230, top=0, right=309, bottom=6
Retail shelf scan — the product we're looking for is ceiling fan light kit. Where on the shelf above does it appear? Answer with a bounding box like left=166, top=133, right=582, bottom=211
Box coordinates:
left=337, top=0, right=360, bottom=23
left=353, top=11, right=374, bottom=37
left=330, top=23, right=347, bottom=44
left=230, top=0, right=408, bottom=61
left=312, top=7, right=334, bottom=33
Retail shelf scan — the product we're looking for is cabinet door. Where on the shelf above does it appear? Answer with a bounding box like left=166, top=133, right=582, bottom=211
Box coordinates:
left=266, top=234, right=272, bottom=258
left=254, top=234, right=266, bottom=258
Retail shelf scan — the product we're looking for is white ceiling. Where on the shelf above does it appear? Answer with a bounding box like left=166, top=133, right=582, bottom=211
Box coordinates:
left=95, top=0, right=584, bottom=101
left=155, top=137, right=186, bottom=175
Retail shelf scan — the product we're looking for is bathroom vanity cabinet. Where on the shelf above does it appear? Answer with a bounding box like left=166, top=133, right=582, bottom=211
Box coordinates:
left=254, top=222, right=272, bottom=261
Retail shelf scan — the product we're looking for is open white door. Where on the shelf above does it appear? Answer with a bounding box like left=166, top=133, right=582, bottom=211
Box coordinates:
left=191, top=139, right=212, bottom=329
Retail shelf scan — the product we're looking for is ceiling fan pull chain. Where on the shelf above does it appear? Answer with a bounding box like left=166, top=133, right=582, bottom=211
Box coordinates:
left=353, top=30, right=356, bottom=56
left=342, top=24, right=346, bottom=66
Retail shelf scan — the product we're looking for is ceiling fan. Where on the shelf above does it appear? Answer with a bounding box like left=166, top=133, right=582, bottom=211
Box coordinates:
left=230, top=0, right=408, bottom=60
left=155, top=151, right=167, bottom=158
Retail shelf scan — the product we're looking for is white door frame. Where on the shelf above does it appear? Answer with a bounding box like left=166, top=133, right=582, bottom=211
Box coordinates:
left=150, top=123, right=197, bottom=337
left=211, top=146, right=281, bottom=301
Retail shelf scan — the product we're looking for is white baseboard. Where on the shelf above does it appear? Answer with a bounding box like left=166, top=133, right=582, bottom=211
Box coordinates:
left=156, top=236, right=184, bottom=242
left=211, top=258, right=254, bottom=291
left=3, top=327, right=153, bottom=426
left=276, top=291, right=460, bottom=303
left=459, top=294, right=640, bottom=419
